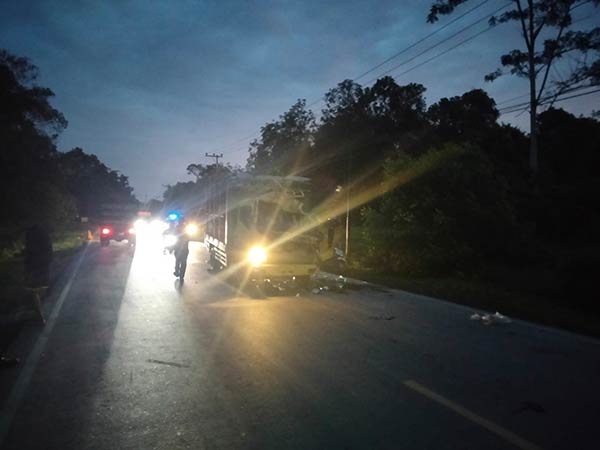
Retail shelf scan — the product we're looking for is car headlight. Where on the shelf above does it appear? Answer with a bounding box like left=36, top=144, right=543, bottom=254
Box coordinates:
left=248, top=246, right=267, bottom=267
left=185, top=223, right=198, bottom=236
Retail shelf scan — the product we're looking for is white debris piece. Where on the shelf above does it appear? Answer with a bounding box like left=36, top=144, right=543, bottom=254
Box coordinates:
left=470, top=311, right=511, bottom=325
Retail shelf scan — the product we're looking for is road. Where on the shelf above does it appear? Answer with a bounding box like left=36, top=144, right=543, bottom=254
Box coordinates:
left=1, top=241, right=599, bottom=450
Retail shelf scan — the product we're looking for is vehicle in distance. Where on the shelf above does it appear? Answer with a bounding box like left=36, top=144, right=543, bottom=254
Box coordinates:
left=98, top=202, right=138, bottom=247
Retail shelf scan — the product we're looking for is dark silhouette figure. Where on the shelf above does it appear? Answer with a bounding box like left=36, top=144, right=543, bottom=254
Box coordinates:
left=24, top=224, right=53, bottom=324
left=173, top=222, right=189, bottom=281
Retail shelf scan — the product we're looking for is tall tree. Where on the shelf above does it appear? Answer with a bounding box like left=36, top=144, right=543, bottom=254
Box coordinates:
left=428, top=0, right=600, bottom=175
left=0, top=49, right=75, bottom=227
left=246, top=99, right=315, bottom=175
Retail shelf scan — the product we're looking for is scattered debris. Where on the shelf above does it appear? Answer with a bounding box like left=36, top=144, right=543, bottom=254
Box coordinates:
left=470, top=311, right=511, bottom=325
left=513, top=401, right=546, bottom=415
left=146, top=359, right=190, bottom=368
left=0, top=354, right=20, bottom=368
left=368, top=315, right=396, bottom=321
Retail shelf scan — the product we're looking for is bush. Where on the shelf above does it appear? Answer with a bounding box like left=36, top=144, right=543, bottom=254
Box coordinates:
left=361, top=144, right=519, bottom=275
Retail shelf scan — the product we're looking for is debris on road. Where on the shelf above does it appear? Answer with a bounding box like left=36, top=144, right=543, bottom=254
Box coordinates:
left=470, top=311, right=512, bottom=325
left=368, top=315, right=396, bottom=321
left=146, top=359, right=191, bottom=368
left=0, top=354, right=20, bottom=368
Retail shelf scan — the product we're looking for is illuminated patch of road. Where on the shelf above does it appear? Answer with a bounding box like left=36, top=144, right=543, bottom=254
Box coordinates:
left=403, top=380, right=542, bottom=450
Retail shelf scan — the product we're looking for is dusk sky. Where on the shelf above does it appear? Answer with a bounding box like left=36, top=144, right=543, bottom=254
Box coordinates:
left=1, top=0, right=598, bottom=200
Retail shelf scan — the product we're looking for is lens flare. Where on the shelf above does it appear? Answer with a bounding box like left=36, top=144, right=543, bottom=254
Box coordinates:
left=248, top=246, right=267, bottom=267
left=185, top=223, right=198, bottom=236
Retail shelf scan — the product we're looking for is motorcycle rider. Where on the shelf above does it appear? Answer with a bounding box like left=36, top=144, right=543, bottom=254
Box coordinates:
left=173, top=220, right=190, bottom=279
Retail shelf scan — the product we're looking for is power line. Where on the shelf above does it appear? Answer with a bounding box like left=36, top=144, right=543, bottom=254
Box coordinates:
left=364, top=2, right=511, bottom=84
left=498, top=85, right=598, bottom=112
left=499, top=87, right=600, bottom=115
left=216, top=1, right=508, bottom=157
left=385, top=25, right=498, bottom=81
left=353, top=0, right=493, bottom=81
left=495, top=92, right=531, bottom=106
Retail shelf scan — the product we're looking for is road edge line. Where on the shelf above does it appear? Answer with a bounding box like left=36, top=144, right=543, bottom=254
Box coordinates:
left=0, top=244, right=89, bottom=446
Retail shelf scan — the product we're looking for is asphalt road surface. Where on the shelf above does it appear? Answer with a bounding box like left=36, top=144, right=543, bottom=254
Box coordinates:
left=1, top=241, right=599, bottom=450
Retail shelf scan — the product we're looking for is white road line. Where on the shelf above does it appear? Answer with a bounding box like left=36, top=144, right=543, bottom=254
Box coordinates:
left=0, top=245, right=89, bottom=446
left=403, top=379, right=542, bottom=450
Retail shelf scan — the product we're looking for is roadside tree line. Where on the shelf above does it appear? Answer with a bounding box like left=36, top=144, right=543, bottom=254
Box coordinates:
left=0, top=49, right=137, bottom=251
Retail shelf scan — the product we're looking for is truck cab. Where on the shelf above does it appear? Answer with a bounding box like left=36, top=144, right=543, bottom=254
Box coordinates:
left=204, top=175, right=321, bottom=287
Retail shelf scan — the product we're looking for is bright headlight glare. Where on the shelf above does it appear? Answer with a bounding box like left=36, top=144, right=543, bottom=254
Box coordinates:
left=248, top=246, right=267, bottom=267
left=151, top=219, right=168, bottom=232
left=163, top=234, right=177, bottom=247
left=185, top=223, right=198, bottom=236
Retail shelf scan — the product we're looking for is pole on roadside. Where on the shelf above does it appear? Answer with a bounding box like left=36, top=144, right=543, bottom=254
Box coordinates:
left=205, top=152, right=223, bottom=165
left=345, top=183, right=350, bottom=257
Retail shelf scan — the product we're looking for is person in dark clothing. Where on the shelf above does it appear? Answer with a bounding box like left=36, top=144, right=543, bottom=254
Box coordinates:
left=24, top=224, right=53, bottom=324
left=173, top=221, right=190, bottom=280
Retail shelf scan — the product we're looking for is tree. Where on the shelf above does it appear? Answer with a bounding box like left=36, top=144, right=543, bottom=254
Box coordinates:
left=186, top=163, right=209, bottom=182
left=58, top=148, right=137, bottom=217
left=428, top=89, right=499, bottom=143
left=428, top=0, right=600, bottom=174
left=246, top=99, right=315, bottom=175
left=364, top=78, right=430, bottom=156
left=163, top=163, right=240, bottom=213
left=0, top=49, right=75, bottom=228
left=0, top=49, right=67, bottom=136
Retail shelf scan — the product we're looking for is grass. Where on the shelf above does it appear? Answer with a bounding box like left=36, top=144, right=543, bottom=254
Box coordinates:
left=0, top=229, right=87, bottom=316
left=347, top=267, right=600, bottom=338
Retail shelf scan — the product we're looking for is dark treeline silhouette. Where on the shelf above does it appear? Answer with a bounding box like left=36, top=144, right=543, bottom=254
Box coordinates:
left=160, top=163, right=242, bottom=214
left=240, top=76, right=599, bottom=311
left=0, top=49, right=137, bottom=247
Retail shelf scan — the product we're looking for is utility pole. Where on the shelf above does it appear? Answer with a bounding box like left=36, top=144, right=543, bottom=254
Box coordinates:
left=205, top=152, right=223, bottom=165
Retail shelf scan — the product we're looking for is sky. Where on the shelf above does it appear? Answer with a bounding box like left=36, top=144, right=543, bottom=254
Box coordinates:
left=1, top=0, right=598, bottom=200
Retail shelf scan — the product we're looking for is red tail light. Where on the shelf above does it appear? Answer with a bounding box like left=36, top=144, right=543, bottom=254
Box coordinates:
left=101, top=227, right=112, bottom=235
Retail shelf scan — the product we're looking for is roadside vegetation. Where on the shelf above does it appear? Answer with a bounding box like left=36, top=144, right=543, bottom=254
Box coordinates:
left=162, top=80, right=599, bottom=336
left=0, top=49, right=137, bottom=317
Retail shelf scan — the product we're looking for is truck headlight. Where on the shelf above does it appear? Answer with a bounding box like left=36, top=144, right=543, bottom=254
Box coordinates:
left=185, top=223, right=198, bottom=236
left=248, top=246, right=267, bottom=267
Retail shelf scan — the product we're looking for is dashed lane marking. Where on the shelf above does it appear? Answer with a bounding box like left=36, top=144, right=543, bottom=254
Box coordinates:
left=403, top=379, right=542, bottom=450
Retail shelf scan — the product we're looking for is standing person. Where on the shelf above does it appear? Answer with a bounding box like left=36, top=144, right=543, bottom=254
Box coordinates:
left=173, top=220, right=189, bottom=280
left=24, top=224, right=52, bottom=324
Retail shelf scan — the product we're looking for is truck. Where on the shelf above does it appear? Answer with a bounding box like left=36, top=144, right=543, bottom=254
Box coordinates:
left=204, top=174, right=326, bottom=288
